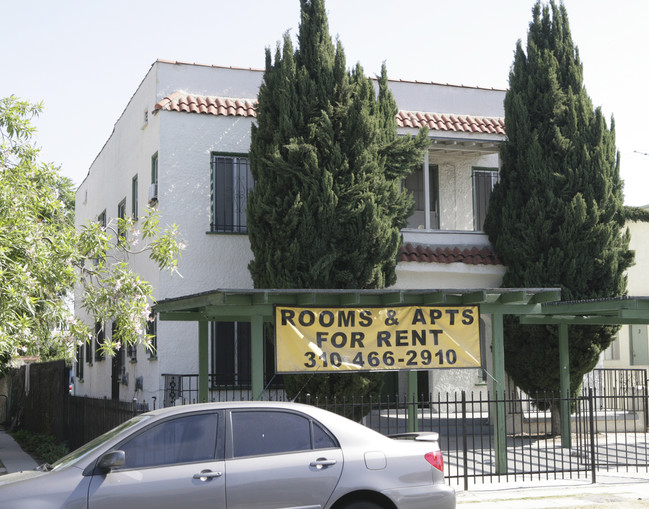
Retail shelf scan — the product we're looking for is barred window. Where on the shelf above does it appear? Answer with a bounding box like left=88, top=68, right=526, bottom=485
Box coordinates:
left=210, top=154, right=253, bottom=233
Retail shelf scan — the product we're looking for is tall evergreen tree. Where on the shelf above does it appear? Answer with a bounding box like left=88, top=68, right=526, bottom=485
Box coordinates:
left=484, top=1, right=633, bottom=416
left=247, top=0, right=427, bottom=408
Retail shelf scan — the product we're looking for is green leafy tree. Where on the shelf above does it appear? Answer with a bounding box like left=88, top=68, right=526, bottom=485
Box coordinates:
left=484, top=1, right=633, bottom=430
left=0, top=96, right=183, bottom=372
left=247, top=0, right=427, bottom=411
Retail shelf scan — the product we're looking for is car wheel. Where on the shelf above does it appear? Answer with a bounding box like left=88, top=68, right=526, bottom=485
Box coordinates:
left=340, top=501, right=383, bottom=509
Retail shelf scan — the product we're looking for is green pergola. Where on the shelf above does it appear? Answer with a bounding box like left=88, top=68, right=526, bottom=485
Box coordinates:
left=155, top=287, right=557, bottom=467
left=154, top=289, right=649, bottom=472
left=520, top=296, right=649, bottom=447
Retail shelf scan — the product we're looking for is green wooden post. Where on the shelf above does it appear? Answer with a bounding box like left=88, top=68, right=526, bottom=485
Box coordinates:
left=559, top=322, right=571, bottom=448
left=198, top=320, right=209, bottom=403
left=251, top=314, right=264, bottom=400
left=407, top=370, right=418, bottom=432
left=491, top=313, right=507, bottom=473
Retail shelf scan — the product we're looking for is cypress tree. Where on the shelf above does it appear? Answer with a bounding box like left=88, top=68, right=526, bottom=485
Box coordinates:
left=484, top=1, right=633, bottom=420
left=247, top=0, right=427, bottom=409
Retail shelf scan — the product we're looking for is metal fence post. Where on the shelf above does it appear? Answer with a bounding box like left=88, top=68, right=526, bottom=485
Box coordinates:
left=407, top=370, right=418, bottom=433
left=588, top=388, right=597, bottom=484
left=462, top=391, right=469, bottom=491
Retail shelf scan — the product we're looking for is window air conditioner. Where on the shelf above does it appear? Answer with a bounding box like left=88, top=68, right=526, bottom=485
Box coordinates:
left=148, top=183, right=158, bottom=204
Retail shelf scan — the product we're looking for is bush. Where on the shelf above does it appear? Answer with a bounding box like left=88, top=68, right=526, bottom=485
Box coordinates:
left=10, top=429, right=69, bottom=465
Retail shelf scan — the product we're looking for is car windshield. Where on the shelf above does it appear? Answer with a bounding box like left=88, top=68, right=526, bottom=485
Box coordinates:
left=50, top=415, right=150, bottom=471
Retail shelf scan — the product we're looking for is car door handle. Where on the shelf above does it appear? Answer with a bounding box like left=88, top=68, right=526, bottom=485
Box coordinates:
left=310, top=458, right=337, bottom=469
left=193, top=469, right=223, bottom=481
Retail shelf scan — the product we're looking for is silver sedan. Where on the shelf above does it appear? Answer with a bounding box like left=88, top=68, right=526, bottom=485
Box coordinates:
left=0, top=401, right=455, bottom=509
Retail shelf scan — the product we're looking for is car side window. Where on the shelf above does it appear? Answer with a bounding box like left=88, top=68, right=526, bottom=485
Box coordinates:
left=232, top=411, right=312, bottom=458
left=118, top=412, right=218, bottom=469
left=313, top=421, right=337, bottom=449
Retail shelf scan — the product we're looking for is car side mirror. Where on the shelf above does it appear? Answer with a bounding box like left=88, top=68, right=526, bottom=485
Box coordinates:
left=97, top=450, right=125, bottom=473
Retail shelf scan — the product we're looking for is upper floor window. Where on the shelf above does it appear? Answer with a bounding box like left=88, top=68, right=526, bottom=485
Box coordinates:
left=210, top=154, right=253, bottom=233
left=404, top=162, right=439, bottom=230
left=472, top=168, right=499, bottom=231
left=151, top=152, right=158, bottom=185
left=97, top=210, right=107, bottom=229
left=149, top=153, right=159, bottom=205
left=132, top=175, right=139, bottom=220
left=117, top=199, right=127, bottom=245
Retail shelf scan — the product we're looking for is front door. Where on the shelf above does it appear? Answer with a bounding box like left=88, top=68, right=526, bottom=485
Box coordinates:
left=630, top=325, right=649, bottom=365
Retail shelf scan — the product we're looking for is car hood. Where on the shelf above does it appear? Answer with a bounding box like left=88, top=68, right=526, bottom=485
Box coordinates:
left=0, top=469, right=45, bottom=486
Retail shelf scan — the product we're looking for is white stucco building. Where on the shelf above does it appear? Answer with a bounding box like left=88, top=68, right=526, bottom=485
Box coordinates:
left=73, top=59, right=509, bottom=407
left=603, top=212, right=649, bottom=369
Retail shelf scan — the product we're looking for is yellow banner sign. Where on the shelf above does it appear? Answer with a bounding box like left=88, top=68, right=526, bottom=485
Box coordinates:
left=275, top=305, right=481, bottom=373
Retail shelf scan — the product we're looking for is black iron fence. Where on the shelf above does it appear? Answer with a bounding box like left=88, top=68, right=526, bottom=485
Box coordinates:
left=162, top=373, right=285, bottom=406
left=301, top=387, right=648, bottom=488
left=161, top=368, right=648, bottom=488
left=8, top=365, right=644, bottom=487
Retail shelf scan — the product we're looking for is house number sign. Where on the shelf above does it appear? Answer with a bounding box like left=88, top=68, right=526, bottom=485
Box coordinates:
left=275, top=305, right=481, bottom=373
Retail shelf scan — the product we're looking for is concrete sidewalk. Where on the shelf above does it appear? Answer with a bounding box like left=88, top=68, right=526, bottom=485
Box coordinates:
left=0, top=428, right=38, bottom=475
left=455, top=472, right=649, bottom=508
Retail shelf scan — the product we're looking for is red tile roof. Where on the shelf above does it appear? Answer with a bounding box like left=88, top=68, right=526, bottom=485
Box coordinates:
left=400, top=243, right=502, bottom=266
left=154, top=92, right=504, bottom=135
left=396, top=111, right=505, bottom=135
left=154, top=92, right=256, bottom=117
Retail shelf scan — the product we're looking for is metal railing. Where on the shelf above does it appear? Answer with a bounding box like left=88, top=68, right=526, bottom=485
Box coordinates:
left=162, top=373, right=285, bottom=406
left=159, top=369, right=647, bottom=488
left=303, top=387, right=647, bottom=488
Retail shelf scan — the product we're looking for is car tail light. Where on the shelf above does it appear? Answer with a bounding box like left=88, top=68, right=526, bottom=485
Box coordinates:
left=425, top=450, right=444, bottom=472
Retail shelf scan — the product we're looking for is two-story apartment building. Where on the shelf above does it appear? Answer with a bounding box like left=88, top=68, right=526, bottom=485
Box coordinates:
left=73, top=59, right=507, bottom=407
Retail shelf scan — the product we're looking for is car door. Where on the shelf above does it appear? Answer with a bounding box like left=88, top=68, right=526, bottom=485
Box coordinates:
left=88, top=411, right=225, bottom=509
left=225, top=409, right=343, bottom=509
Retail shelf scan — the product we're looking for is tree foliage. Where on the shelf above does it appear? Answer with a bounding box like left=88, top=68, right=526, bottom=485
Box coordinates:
left=0, top=96, right=183, bottom=371
left=247, top=0, right=427, bottom=407
left=484, top=1, right=633, bottom=398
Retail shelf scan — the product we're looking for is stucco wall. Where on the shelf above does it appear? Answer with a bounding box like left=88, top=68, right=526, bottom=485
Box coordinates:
left=604, top=219, right=649, bottom=369
left=74, top=64, right=163, bottom=402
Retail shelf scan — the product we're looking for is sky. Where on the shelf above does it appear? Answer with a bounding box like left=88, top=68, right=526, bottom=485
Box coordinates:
left=2, top=0, right=647, bottom=206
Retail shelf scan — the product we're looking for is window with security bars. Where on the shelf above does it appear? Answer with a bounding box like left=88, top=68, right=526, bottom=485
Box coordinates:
left=472, top=168, right=499, bottom=231
left=210, top=154, right=253, bottom=233
left=210, top=321, right=278, bottom=388
left=211, top=322, right=251, bottom=386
